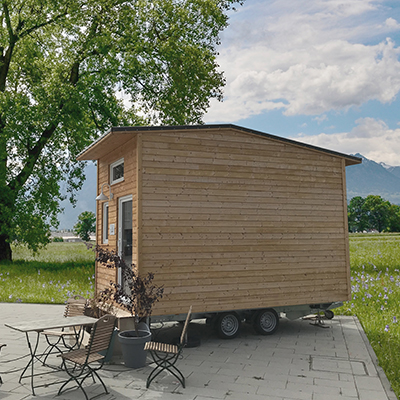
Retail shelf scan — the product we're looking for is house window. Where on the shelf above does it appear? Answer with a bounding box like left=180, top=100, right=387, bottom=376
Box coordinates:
left=103, top=202, right=109, bottom=244
left=110, top=158, right=124, bottom=185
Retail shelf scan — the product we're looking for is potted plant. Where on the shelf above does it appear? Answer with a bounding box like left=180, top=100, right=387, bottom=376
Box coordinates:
left=95, top=246, right=164, bottom=368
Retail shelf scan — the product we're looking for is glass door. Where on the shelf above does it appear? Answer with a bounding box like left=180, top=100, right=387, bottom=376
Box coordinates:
left=118, top=195, right=133, bottom=284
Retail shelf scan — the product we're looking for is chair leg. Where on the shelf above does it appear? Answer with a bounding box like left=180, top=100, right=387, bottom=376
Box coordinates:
left=42, top=336, right=64, bottom=364
left=43, top=327, right=83, bottom=364
left=90, top=368, right=109, bottom=394
left=58, top=360, right=90, bottom=400
left=147, top=351, right=185, bottom=388
left=146, top=364, right=163, bottom=388
left=59, top=360, right=108, bottom=400
left=61, top=327, right=83, bottom=351
left=168, top=364, right=185, bottom=388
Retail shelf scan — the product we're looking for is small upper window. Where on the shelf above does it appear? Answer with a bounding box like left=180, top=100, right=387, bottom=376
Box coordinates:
left=110, top=158, right=124, bottom=185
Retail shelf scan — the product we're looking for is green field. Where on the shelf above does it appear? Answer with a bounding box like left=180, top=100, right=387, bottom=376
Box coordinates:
left=1, top=236, right=400, bottom=397
left=341, top=233, right=400, bottom=398
left=0, top=242, right=95, bottom=304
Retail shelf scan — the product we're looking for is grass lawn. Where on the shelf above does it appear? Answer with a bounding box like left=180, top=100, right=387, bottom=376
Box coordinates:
left=340, top=233, right=400, bottom=398
left=0, top=242, right=95, bottom=304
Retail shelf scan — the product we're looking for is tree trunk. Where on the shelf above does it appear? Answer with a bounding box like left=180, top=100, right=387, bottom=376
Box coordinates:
left=0, top=234, right=12, bottom=261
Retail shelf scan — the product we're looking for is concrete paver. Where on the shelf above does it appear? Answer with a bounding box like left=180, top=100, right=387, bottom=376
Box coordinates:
left=0, top=303, right=397, bottom=400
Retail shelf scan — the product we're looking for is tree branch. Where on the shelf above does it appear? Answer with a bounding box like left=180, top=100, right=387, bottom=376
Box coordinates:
left=2, top=1, right=14, bottom=39
left=8, top=121, right=59, bottom=194
left=0, top=2, right=17, bottom=91
left=18, top=11, right=68, bottom=40
left=5, top=6, right=106, bottom=193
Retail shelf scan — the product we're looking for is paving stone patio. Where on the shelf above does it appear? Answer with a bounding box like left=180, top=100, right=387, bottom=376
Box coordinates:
left=0, top=303, right=396, bottom=400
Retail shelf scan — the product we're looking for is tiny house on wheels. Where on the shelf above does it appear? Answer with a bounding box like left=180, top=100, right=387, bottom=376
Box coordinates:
left=78, top=124, right=361, bottom=338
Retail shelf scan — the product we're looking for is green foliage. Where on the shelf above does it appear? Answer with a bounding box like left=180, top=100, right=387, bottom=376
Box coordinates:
left=363, top=195, right=391, bottom=232
left=0, top=0, right=243, bottom=260
left=348, top=195, right=398, bottom=232
left=386, top=204, right=400, bottom=233
left=348, top=196, right=368, bottom=233
left=338, top=234, right=400, bottom=398
left=74, top=211, right=96, bottom=241
left=53, top=236, right=64, bottom=242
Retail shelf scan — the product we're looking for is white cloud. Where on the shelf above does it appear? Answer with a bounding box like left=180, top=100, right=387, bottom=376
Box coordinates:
left=385, top=17, right=400, bottom=30
left=313, top=115, right=328, bottom=124
left=295, top=117, right=400, bottom=165
left=205, top=0, right=400, bottom=122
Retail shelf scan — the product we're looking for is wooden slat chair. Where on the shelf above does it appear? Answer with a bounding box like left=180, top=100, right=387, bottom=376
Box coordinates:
left=145, top=306, right=192, bottom=388
left=0, top=344, right=6, bottom=384
left=41, top=295, right=87, bottom=361
left=58, top=314, right=116, bottom=400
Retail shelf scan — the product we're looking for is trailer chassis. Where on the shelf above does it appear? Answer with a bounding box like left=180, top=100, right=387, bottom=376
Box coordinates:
left=150, top=302, right=343, bottom=339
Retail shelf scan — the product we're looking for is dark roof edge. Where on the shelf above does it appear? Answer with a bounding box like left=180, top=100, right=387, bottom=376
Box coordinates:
left=78, top=124, right=362, bottom=164
left=76, top=128, right=114, bottom=159
left=111, top=124, right=362, bottom=163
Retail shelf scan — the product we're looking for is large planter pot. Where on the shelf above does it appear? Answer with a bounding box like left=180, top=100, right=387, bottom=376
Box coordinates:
left=117, top=329, right=151, bottom=368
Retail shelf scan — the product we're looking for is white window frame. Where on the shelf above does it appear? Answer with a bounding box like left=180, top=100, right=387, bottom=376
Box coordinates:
left=110, top=158, right=124, bottom=185
left=118, top=194, right=133, bottom=285
left=102, top=202, right=109, bottom=244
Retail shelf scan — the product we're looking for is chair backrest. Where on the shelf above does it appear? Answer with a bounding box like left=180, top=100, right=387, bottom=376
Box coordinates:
left=64, top=295, right=87, bottom=318
left=179, top=306, right=192, bottom=346
left=87, top=314, right=116, bottom=355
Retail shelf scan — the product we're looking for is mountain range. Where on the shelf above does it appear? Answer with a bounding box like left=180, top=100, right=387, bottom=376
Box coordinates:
left=346, top=154, right=400, bottom=206
left=57, top=154, right=400, bottom=230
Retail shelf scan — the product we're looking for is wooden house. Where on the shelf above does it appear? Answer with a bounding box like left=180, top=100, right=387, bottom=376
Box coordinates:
left=77, top=124, right=361, bottom=337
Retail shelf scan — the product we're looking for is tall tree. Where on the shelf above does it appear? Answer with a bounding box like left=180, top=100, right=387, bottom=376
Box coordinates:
left=362, top=195, right=391, bottom=233
left=348, top=196, right=368, bottom=233
left=386, top=204, right=400, bottom=233
left=74, top=211, right=96, bottom=241
left=0, top=0, right=242, bottom=260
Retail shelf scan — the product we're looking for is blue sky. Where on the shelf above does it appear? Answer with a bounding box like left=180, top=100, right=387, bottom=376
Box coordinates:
left=204, top=0, right=400, bottom=165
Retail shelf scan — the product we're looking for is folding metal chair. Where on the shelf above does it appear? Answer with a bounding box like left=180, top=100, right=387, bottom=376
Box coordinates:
left=41, top=295, right=87, bottom=361
left=58, top=314, right=116, bottom=400
left=145, top=306, right=192, bottom=388
left=0, top=344, right=6, bottom=384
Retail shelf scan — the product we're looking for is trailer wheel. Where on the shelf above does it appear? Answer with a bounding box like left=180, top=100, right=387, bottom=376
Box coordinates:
left=216, top=312, right=241, bottom=339
left=324, top=310, right=334, bottom=320
left=254, top=309, right=279, bottom=335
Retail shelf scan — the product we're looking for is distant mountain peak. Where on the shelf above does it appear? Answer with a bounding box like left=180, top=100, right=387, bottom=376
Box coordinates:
left=379, top=161, right=393, bottom=170
left=346, top=154, right=400, bottom=205
left=352, top=153, right=371, bottom=163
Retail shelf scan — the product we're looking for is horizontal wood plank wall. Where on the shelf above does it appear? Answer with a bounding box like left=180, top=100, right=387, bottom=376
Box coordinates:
left=138, top=128, right=350, bottom=316
left=96, top=135, right=137, bottom=293
left=342, top=158, right=352, bottom=300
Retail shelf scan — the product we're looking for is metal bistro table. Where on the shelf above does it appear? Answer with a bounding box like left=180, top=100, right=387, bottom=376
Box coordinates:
left=5, top=315, right=97, bottom=395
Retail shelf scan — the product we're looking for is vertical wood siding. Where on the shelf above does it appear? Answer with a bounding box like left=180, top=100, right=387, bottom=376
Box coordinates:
left=138, top=129, right=350, bottom=316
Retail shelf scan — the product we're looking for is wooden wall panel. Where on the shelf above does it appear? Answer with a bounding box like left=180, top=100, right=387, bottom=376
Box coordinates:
left=138, top=128, right=350, bottom=316
left=95, top=136, right=138, bottom=293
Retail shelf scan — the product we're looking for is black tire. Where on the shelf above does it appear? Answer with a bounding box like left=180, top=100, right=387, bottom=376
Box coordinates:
left=253, top=308, right=279, bottom=335
left=215, top=312, right=241, bottom=339
left=324, top=310, right=334, bottom=320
